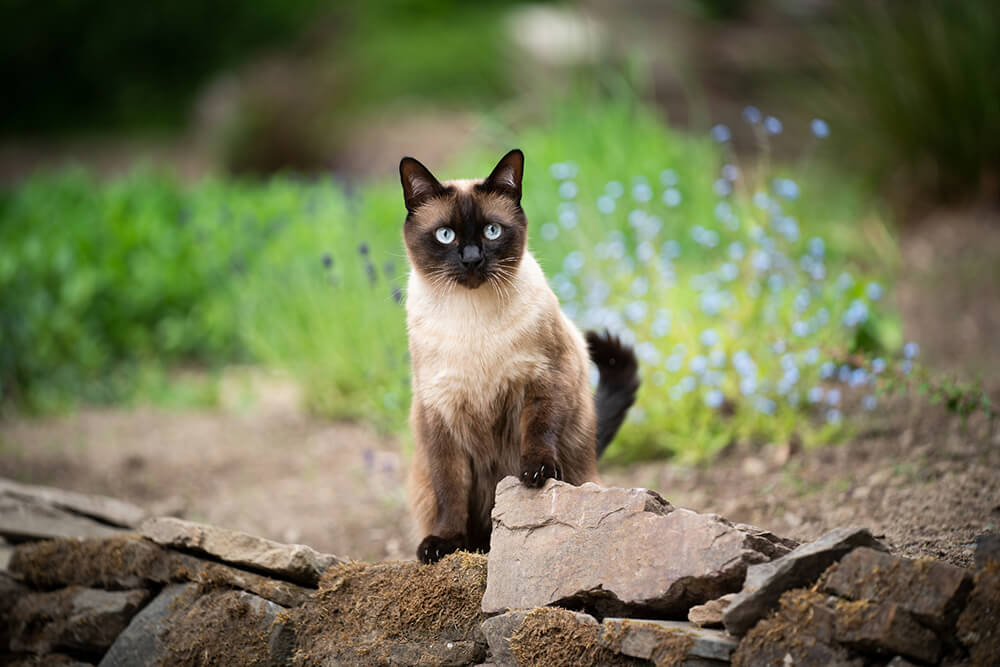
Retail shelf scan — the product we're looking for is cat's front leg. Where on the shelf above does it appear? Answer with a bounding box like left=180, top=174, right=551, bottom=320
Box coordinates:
left=518, top=389, right=564, bottom=488
left=412, top=405, right=471, bottom=563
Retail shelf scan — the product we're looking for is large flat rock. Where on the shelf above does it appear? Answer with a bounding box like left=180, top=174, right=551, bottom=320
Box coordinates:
left=140, top=516, right=342, bottom=586
left=482, top=477, right=796, bottom=616
left=0, top=478, right=147, bottom=529
left=723, top=527, right=886, bottom=636
left=0, top=495, right=127, bottom=541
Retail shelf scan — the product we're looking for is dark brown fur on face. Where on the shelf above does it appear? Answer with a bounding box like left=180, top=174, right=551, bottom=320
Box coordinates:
left=400, top=150, right=639, bottom=564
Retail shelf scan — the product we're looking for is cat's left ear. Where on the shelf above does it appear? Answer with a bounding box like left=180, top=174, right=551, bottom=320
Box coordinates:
left=482, top=149, right=524, bottom=204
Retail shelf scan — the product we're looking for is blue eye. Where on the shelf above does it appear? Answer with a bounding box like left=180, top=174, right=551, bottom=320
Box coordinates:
left=435, top=227, right=455, bottom=244
left=484, top=223, right=502, bottom=240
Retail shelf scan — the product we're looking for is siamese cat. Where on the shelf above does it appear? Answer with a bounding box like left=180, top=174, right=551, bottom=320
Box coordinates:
left=400, top=149, right=639, bottom=564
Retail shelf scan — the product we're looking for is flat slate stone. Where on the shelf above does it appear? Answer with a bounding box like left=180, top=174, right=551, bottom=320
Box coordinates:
left=140, top=516, right=341, bottom=586
left=482, top=477, right=795, bottom=616
left=599, top=618, right=738, bottom=663
left=823, top=546, right=972, bottom=631
left=0, top=495, right=126, bottom=541
left=10, top=586, right=150, bottom=656
left=99, top=583, right=195, bottom=667
left=0, top=478, right=147, bottom=528
left=723, top=527, right=886, bottom=636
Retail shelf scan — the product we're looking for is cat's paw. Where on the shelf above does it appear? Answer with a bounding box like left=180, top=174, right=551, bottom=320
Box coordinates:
left=519, top=455, right=562, bottom=488
left=417, top=535, right=462, bottom=564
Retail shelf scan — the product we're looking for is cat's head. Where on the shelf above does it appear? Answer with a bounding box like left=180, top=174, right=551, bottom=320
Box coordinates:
left=399, top=149, right=527, bottom=291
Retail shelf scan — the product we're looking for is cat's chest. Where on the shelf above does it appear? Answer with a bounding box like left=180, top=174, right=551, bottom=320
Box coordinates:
left=408, top=299, right=547, bottom=421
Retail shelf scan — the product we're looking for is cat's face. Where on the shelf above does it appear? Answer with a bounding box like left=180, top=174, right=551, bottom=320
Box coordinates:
left=399, top=150, right=527, bottom=291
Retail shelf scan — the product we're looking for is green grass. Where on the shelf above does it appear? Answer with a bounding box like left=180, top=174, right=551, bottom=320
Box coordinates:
left=1, top=98, right=903, bottom=461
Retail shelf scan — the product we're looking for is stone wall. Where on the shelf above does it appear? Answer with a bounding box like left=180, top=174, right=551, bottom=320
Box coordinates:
left=2, top=476, right=996, bottom=666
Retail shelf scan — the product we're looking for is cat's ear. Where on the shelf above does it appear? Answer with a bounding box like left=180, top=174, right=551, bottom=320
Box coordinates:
left=482, top=149, right=524, bottom=204
left=400, top=157, right=446, bottom=214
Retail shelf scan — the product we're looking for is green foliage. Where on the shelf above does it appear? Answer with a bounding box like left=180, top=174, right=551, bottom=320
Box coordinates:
left=1, top=99, right=901, bottom=461
left=820, top=0, right=1000, bottom=203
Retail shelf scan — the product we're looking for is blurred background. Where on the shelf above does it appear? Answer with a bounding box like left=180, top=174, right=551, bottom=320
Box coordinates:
left=1, top=0, right=998, bottom=564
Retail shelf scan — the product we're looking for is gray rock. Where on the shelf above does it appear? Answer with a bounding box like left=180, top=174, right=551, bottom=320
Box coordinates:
left=722, top=527, right=886, bottom=636
left=10, top=586, right=150, bottom=656
left=1, top=572, right=29, bottom=650
left=0, top=495, right=126, bottom=541
left=100, top=583, right=196, bottom=667
left=599, top=618, right=738, bottom=663
left=481, top=609, right=598, bottom=667
left=973, top=533, right=1000, bottom=570
left=823, top=546, right=972, bottom=631
left=0, top=477, right=147, bottom=528
left=140, top=516, right=341, bottom=586
left=481, top=477, right=795, bottom=616
left=687, top=593, right=736, bottom=628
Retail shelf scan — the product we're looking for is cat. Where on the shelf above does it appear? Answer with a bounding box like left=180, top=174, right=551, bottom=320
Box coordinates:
left=399, top=148, right=640, bottom=564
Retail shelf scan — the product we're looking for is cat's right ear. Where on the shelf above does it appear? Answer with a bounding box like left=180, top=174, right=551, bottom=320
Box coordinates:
left=400, top=157, right=446, bottom=214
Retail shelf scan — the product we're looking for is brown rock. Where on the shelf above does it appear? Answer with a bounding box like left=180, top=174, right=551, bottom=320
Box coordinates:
left=9, top=586, right=150, bottom=656
left=482, top=477, right=796, bottom=616
left=599, top=618, right=738, bottom=663
left=731, top=589, right=862, bottom=667
left=140, top=516, right=341, bottom=586
left=723, top=527, right=886, bottom=636
left=0, top=477, right=147, bottom=528
left=956, top=563, right=1000, bottom=666
left=823, top=546, right=972, bottom=631
left=10, top=535, right=311, bottom=607
left=687, top=594, right=736, bottom=628
left=507, top=607, right=643, bottom=667
left=833, top=598, right=940, bottom=664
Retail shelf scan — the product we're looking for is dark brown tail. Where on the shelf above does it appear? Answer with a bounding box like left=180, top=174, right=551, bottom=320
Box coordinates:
left=586, top=330, right=640, bottom=457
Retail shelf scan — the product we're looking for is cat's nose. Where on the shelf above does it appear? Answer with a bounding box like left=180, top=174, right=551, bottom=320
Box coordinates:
left=460, top=245, right=484, bottom=269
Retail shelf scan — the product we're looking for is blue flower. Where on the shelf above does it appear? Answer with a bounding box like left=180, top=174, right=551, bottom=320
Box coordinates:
left=728, top=241, right=745, bottom=261
left=753, top=192, right=771, bottom=210
left=826, top=408, right=842, bottom=425
left=842, top=300, right=869, bottom=327
left=871, top=357, right=886, bottom=374
left=625, top=300, right=648, bottom=322
left=605, top=180, right=625, bottom=198
left=652, top=311, right=671, bottom=337
left=662, top=188, right=682, bottom=207
left=666, top=353, right=684, bottom=372
left=632, top=182, right=653, bottom=203
left=596, top=195, right=616, bottom=214
left=740, top=377, right=758, bottom=396
left=819, top=361, right=835, bottom=379
left=804, top=348, right=820, bottom=364
left=903, top=342, right=920, bottom=359
left=836, top=272, right=854, bottom=291
left=680, top=375, right=697, bottom=392
left=808, top=237, right=825, bottom=257
left=709, top=348, right=726, bottom=367
left=826, top=388, right=842, bottom=406
left=358, top=242, right=370, bottom=256
left=690, top=355, right=708, bottom=374
left=863, top=395, right=878, bottom=411
left=636, top=341, right=660, bottom=365
left=719, top=262, right=739, bottom=282
left=764, top=116, right=783, bottom=135
left=756, top=397, right=777, bottom=415
left=558, top=206, right=578, bottom=229
left=558, top=181, right=578, bottom=199
left=811, top=118, right=830, bottom=139
left=742, top=106, right=762, bottom=124
left=659, top=170, right=678, bottom=187
left=662, top=240, right=681, bottom=259
left=699, top=328, right=720, bottom=347
left=541, top=222, right=559, bottom=240
left=711, top=124, right=732, bottom=143
left=562, top=251, right=585, bottom=274
left=549, top=162, right=577, bottom=179
left=773, top=178, right=800, bottom=200
left=807, top=386, right=824, bottom=403
left=705, top=389, right=725, bottom=408
left=849, top=368, right=869, bottom=387
left=630, top=276, right=649, bottom=297
left=866, top=282, right=883, bottom=301
left=637, top=241, right=655, bottom=262
left=714, top=178, right=733, bottom=197
left=722, top=164, right=741, bottom=181
left=901, top=359, right=913, bottom=375
left=321, top=253, right=333, bottom=268
left=792, top=321, right=809, bottom=337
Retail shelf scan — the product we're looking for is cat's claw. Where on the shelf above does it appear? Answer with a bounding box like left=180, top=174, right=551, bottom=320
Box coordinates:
left=417, top=535, right=461, bottom=564
left=520, top=460, right=562, bottom=487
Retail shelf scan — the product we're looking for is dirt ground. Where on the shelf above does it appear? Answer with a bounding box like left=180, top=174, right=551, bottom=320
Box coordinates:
left=1, top=212, right=998, bottom=566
